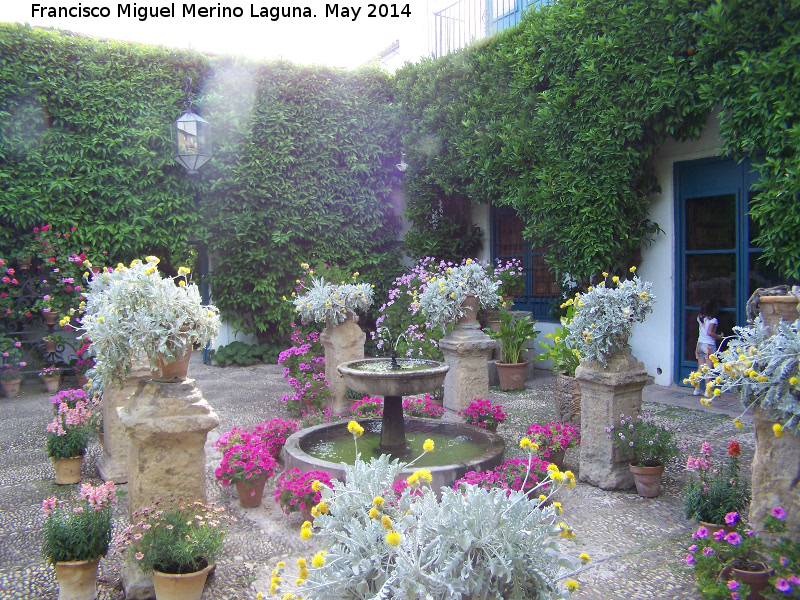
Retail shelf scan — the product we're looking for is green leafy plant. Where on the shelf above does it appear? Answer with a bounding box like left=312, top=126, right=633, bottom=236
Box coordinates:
left=41, top=482, right=117, bottom=564
left=535, top=305, right=580, bottom=376
left=683, top=440, right=750, bottom=526
left=486, top=309, right=538, bottom=364
left=607, top=413, right=680, bottom=468
left=209, top=341, right=279, bottom=367
left=46, top=394, right=93, bottom=460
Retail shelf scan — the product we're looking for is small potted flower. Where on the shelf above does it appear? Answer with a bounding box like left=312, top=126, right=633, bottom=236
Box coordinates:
left=274, top=468, right=334, bottom=520
left=46, top=393, right=93, bottom=484
left=114, top=499, right=233, bottom=599
left=492, top=258, right=526, bottom=302
left=39, top=365, right=62, bottom=393
left=485, top=309, right=538, bottom=390
left=607, top=413, right=680, bottom=497
left=42, top=332, right=66, bottom=354
left=1, top=335, right=26, bottom=397
left=683, top=440, right=751, bottom=532
left=42, top=482, right=117, bottom=600
left=525, top=421, right=581, bottom=469
left=259, top=417, right=300, bottom=460
left=214, top=428, right=280, bottom=507
left=402, top=395, right=445, bottom=419
left=349, top=396, right=383, bottom=418
left=458, top=398, right=506, bottom=432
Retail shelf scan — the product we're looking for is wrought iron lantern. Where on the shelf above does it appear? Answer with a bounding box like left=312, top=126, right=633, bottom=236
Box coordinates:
left=171, top=79, right=211, bottom=174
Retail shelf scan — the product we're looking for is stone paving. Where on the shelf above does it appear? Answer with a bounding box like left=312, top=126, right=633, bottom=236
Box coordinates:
left=0, top=353, right=755, bottom=599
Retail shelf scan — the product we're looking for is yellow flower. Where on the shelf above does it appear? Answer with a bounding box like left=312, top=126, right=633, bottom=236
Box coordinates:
left=602, top=271, right=608, bottom=277
left=773, top=423, right=783, bottom=438
left=520, top=438, right=532, bottom=450
left=373, top=496, right=385, bottom=507
left=423, top=439, right=434, bottom=452
left=381, top=515, right=393, bottom=530
left=407, top=473, right=419, bottom=488
left=790, top=377, right=799, bottom=386
left=347, top=421, right=364, bottom=437
left=316, top=501, right=329, bottom=515
left=579, top=553, right=591, bottom=563
left=301, top=520, right=312, bottom=530
left=178, top=280, right=186, bottom=286
left=269, top=584, right=278, bottom=595
left=612, top=275, right=620, bottom=283
left=83, top=271, right=90, bottom=279
left=312, top=553, right=325, bottom=568
left=629, top=265, right=636, bottom=272
left=296, top=558, right=307, bottom=568
left=257, top=593, right=263, bottom=599
left=566, top=579, right=579, bottom=591
left=312, top=480, right=322, bottom=492
left=282, top=295, right=287, bottom=301
left=553, top=501, right=563, bottom=514
left=369, top=507, right=380, bottom=519
left=300, top=528, right=312, bottom=540
left=733, top=418, right=743, bottom=429
left=300, top=262, right=309, bottom=270
left=546, top=463, right=560, bottom=473
left=538, top=494, right=547, bottom=501
left=145, top=267, right=156, bottom=275
left=385, top=530, right=401, bottom=546
left=353, top=271, right=359, bottom=277
left=298, top=567, right=309, bottom=579
left=713, top=389, right=721, bottom=397
left=97, top=316, right=104, bottom=324
left=283, top=594, right=295, bottom=600
left=412, top=469, right=432, bottom=483
left=276, top=561, right=286, bottom=568
left=145, top=255, right=159, bottom=264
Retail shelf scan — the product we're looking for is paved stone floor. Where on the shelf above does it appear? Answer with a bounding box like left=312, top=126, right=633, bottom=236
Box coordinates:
left=0, top=353, right=754, bottom=599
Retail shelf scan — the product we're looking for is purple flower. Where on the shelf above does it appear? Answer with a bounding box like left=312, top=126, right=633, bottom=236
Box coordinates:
left=688, top=545, right=697, bottom=553
left=713, top=528, right=726, bottom=541
left=703, top=547, right=715, bottom=556
left=731, top=593, right=739, bottom=600
left=693, top=527, right=709, bottom=539
left=728, top=580, right=740, bottom=591
left=685, top=554, right=695, bottom=565
left=724, top=532, right=742, bottom=546
left=772, top=507, right=787, bottom=520
left=775, top=579, right=791, bottom=593
left=725, top=511, right=740, bottom=525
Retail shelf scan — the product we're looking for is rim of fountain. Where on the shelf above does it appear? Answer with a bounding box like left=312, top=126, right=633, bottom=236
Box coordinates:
left=337, top=358, right=450, bottom=378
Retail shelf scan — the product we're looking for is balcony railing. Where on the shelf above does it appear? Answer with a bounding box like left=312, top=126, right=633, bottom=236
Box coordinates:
left=432, top=0, right=554, bottom=57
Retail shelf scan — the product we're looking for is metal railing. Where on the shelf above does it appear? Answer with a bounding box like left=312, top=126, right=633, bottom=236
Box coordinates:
left=431, top=0, right=555, bottom=56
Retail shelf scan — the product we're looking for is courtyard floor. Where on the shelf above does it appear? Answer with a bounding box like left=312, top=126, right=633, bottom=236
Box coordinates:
left=0, top=353, right=754, bottom=599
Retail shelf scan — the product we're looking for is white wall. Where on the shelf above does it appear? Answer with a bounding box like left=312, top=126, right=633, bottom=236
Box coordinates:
left=630, top=113, right=723, bottom=386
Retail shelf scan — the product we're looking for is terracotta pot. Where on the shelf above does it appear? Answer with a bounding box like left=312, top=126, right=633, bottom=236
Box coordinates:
left=54, top=556, right=100, bottom=600
left=629, top=462, right=664, bottom=498
left=483, top=422, right=498, bottom=433
left=150, top=346, right=192, bottom=383
left=487, top=320, right=502, bottom=333
left=728, top=562, right=774, bottom=600
left=234, top=476, right=268, bottom=508
left=152, top=562, right=214, bottom=600
left=758, top=295, right=799, bottom=336
left=54, top=456, right=83, bottom=485
left=90, top=265, right=102, bottom=275
left=495, top=360, right=528, bottom=391
left=1, top=378, right=21, bottom=398
left=76, top=374, right=89, bottom=387
left=456, top=294, right=480, bottom=326
left=43, top=311, right=58, bottom=325
left=44, top=339, right=58, bottom=353
left=43, top=375, right=61, bottom=393
left=546, top=449, right=566, bottom=470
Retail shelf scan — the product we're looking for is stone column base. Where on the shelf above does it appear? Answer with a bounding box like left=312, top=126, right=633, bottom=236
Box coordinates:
left=441, top=323, right=495, bottom=418
left=321, top=318, right=366, bottom=415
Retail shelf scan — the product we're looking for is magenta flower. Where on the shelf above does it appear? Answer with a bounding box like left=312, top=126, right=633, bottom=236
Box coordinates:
left=685, top=554, right=695, bottom=565
left=693, top=527, right=709, bottom=539
left=713, top=528, right=726, bottom=541
left=728, top=580, right=740, bottom=591
left=724, top=532, right=742, bottom=546
left=725, top=511, right=740, bottom=525
left=772, top=506, right=787, bottom=520
left=775, top=579, right=791, bottom=593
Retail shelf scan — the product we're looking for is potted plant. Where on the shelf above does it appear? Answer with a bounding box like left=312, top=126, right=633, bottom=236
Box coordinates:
left=458, top=398, right=506, bottom=432
left=42, top=332, right=66, bottom=354
left=291, top=262, right=374, bottom=327
left=525, top=421, right=581, bottom=469
left=607, top=412, right=680, bottom=497
left=1, top=335, right=26, bottom=397
left=73, top=341, right=95, bottom=387
left=71, top=257, right=219, bottom=388
left=349, top=396, right=383, bottom=418
left=278, top=327, right=329, bottom=414
left=274, top=468, right=334, bottom=519
left=683, top=440, right=751, bottom=531
left=486, top=309, right=538, bottom=390
left=42, top=481, right=117, bottom=600
left=402, top=395, right=445, bottom=419
left=258, top=417, right=300, bottom=460
left=416, top=258, right=501, bottom=330
left=114, top=499, right=233, bottom=600
left=535, top=305, right=582, bottom=425
left=214, top=427, right=280, bottom=507
left=46, top=393, right=93, bottom=484
left=34, top=294, right=61, bottom=325
left=492, top=258, right=526, bottom=301
left=39, top=365, right=62, bottom=393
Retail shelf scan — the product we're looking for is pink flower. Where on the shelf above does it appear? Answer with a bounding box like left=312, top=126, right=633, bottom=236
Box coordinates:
left=728, top=581, right=740, bottom=591
left=693, top=527, right=709, bottom=539
left=685, top=554, right=695, bottom=565
left=772, top=507, right=787, bottom=520
left=724, top=532, right=742, bottom=546
left=775, top=579, right=791, bottom=593
left=725, top=511, right=740, bottom=525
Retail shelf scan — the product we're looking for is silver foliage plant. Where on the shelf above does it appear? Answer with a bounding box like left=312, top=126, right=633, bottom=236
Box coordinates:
left=74, top=258, right=220, bottom=388
left=565, top=271, right=654, bottom=366
left=270, top=443, right=584, bottom=599
left=293, top=277, right=374, bottom=326
left=416, top=259, right=501, bottom=331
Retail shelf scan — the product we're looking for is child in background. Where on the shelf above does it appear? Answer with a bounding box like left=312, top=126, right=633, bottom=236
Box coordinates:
left=695, top=299, right=724, bottom=397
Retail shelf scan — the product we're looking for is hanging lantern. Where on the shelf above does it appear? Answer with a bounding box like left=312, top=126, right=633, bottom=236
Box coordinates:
left=171, top=110, right=211, bottom=175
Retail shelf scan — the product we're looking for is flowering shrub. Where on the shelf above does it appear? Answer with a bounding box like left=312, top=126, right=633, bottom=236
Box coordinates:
left=402, top=395, right=444, bottom=419
left=416, top=258, right=501, bottom=330
left=349, top=396, right=383, bottom=418
left=274, top=469, right=334, bottom=514
left=214, top=427, right=280, bottom=486
left=266, top=432, right=588, bottom=599
left=683, top=440, right=751, bottom=525
left=46, top=394, right=93, bottom=460
left=278, top=327, right=329, bottom=413
left=458, top=398, right=506, bottom=429
left=42, top=482, right=116, bottom=564
left=38, top=365, right=61, bottom=378
left=526, top=421, right=581, bottom=460
left=114, top=499, right=233, bottom=575
left=492, top=258, right=526, bottom=297
left=372, top=257, right=445, bottom=361
left=686, top=315, right=800, bottom=436
left=454, top=456, right=554, bottom=498
left=298, top=407, right=342, bottom=429
left=565, top=269, right=655, bottom=365
left=290, top=262, right=374, bottom=326
left=606, top=413, right=680, bottom=467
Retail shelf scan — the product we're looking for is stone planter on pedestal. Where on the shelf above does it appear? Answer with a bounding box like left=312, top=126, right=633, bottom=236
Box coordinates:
left=441, top=304, right=496, bottom=418
left=97, top=359, right=151, bottom=484
left=321, top=313, right=365, bottom=415
left=576, top=348, right=648, bottom=490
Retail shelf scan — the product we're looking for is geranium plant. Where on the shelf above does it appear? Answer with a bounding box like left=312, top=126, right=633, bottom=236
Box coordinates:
left=683, top=440, right=751, bottom=526
left=416, top=258, right=501, bottom=331
left=41, top=481, right=117, bottom=564
left=535, top=305, right=581, bottom=377
left=525, top=421, right=581, bottom=460
left=606, top=413, right=680, bottom=467
left=114, top=499, right=233, bottom=575
left=274, top=468, right=334, bottom=515
left=214, top=429, right=279, bottom=487
left=278, top=327, right=329, bottom=413
left=565, top=269, right=655, bottom=365
left=290, top=262, right=374, bottom=326
left=402, top=395, right=444, bottom=419
left=0, top=360, right=26, bottom=382
left=349, top=396, right=383, bottom=418
left=686, top=315, right=800, bottom=436
left=458, top=398, right=506, bottom=429
left=46, top=395, right=93, bottom=460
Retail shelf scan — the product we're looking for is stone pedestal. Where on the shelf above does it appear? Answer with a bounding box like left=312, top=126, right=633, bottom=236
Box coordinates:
left=321, top=316, right=365, bottom=414
left=576, top=349, right=648, bottom=490
left=97, top=359, right=151, bottom=483
left=441, top=321, right=495, bottom=418
left=751, top=406, right=800, bottom=541
left=118, top=378, right=219, bottom=516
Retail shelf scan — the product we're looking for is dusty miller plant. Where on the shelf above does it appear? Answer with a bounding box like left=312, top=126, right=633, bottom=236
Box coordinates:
left=293, top=276, right=374, bottom=326
left=268, top=435, right=585, bottom=599
left=565, top=270, right=654, bottom=366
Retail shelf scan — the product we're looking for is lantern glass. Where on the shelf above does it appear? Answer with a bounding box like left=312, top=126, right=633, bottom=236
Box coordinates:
left=172, top=111, right=211, bottom=174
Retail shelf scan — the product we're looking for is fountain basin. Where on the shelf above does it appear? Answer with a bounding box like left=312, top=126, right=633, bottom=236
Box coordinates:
left=337, top=358, right=449, bottom=397
left=283, top=418, right=505, bottom=491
